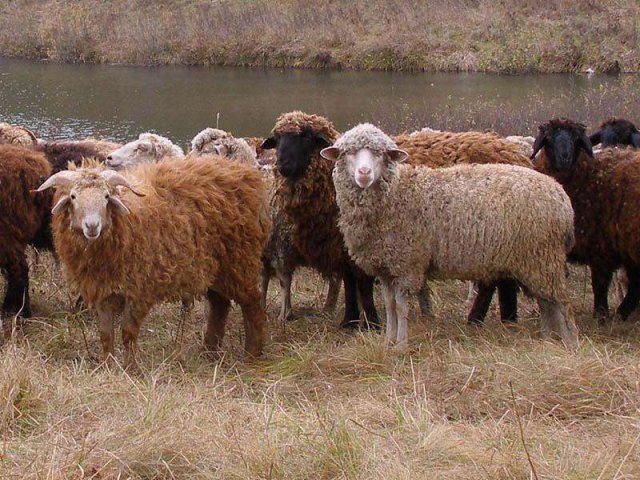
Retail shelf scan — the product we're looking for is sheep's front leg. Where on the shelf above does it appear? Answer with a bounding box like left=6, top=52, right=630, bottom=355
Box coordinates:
left=396, top=288, right=411, bottom=348
left=96, top=306, right=116, bottom=365
left=121, top=302, right=150, bottom=373
left=323, top=274, right=341, bottom=313
left=276, top=270, right=293, bottom=322
left=381, top=280, right=397, bottom=343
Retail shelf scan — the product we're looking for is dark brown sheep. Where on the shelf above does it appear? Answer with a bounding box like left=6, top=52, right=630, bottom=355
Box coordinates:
left=0, top=145, right=52, bottom=320
left=532, top=118, right=640, bottom=320
left=589, top=118, right=640, bottom=149
left=263, top=111, right=380, bottom=329
left=36, top=140, right=120, bottom=174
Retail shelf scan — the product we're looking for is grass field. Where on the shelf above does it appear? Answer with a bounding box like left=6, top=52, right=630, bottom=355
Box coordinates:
left=1, top=250, right=639, bottom=478
left=0, top=0, right=639, bottom=73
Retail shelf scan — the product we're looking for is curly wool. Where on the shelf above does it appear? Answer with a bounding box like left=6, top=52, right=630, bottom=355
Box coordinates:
left=37, top=140, right=121, bottom=174
left=394, top=129, right=531, bottom=168
left=138, top=133, right=184, bottom=158
left=332, top=126, right=574, bottom=304
left=52, top=158, right=270, bottom=308
left=271, top=111, right=340, bottom=140
left=0, top=123, right=38, bottom=148
left=0, top=145, right=52, bottom=315
left=189, top=128, right=258, bottom=167
left=333, top=123, right=397, bottom=155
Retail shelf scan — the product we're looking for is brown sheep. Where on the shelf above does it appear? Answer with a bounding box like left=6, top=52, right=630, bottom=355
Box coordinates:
left=394, top=128, right=532, bottom=325
left=263, top=111, right=380, bottom=329
left=37, top=158, right=271, bottom=370
left=0, top=145, right=51, bottom=320
left=589, top=118, right=640, bottom=149
left=532, top=118, right=640, bottom=321
left=38, top=139, right=121, bottom=174
left=0, top=123, right=38, bottom=148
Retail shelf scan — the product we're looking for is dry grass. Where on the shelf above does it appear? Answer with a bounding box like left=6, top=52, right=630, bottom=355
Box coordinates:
left=0, top=251, right=639, bottom=478
left=0, top=0, right=639, bottom=73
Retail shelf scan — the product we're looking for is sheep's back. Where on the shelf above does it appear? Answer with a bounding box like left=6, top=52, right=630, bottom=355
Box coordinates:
left=395, top=131, right=531, bottom=168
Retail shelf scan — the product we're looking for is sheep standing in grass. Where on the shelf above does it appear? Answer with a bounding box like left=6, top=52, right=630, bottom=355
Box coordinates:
left=532, top=118, right=640, bottom=321
left=0, top=145, right=51, bottom=321
left=394, top=128, right=532, bottom=325
left=106, top=133, right=184, bottom=170
left=325, top=123, right=577, bottom=346
left=263, top=112, right=380, bottom=329
left=37, top=158, right=270, bottom=370
left=189, top=127, right=340, bottom=321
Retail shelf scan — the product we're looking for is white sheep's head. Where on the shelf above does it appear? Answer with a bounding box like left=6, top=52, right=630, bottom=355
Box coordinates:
left=189, top=128, right=258, bottom=167
left=37, top=169, right=144, bottom=241
left=321, top=123, right=407, bottom=189
left=106, top=133, right=184, bottom=170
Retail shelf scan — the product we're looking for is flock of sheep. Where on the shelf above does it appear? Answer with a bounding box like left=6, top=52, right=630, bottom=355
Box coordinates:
left=1, top=114, right=639, bottom=371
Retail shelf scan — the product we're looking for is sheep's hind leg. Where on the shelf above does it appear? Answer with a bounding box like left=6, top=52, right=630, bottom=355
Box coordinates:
left=2, top=251, right=31, bottom=321
left=616, top=266, right=640, bottom=321
left=121, top=302, right=150, bottom=373
left=467, top=281, right=496, bottom=325
left=96, top=306, right=116, bottom=366
left=340, top=266, right=360, bottom=329
left=497, top=279, right=518, bottom=323
left=590, top=265, right=613, bottom=321
left=276, top=270, right=294, bottom=322
left=204, top=289, right=231, bottom=356
left=323, top=274, right=341, bottom=313
left=395, top=288, right=411, bottom=348
left=260, top=265, right=271, bottom=309
left=381, top=280, right=397, bottom=344
left=538, top=298, right=578, bottom=347
left=417, top=279, right=434, bottom=318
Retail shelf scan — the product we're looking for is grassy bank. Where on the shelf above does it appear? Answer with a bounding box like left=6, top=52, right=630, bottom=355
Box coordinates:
left=1, top=251, right=640, bottom=477
left=0, top=0, right=638, bottom=73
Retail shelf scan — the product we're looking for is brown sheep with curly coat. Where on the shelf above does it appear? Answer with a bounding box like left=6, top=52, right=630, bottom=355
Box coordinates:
left=532, top=118, right=640, bottom=321
left=0, top=145, right=52, bottom=320
left=38, top=157, right=270, bottom=370
left=263, top=112, right=380, bottom=329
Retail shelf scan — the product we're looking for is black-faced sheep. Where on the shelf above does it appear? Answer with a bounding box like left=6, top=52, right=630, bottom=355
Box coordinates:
left=106, top=133, right=184, bottom=170
left=188, top=127, right=340, bottom=321
left=393, top=128, right=533, bottom=325
left=532, top=118, right=640, bottom=321
left=263, top=112, right=381, bottom=329
left=325, top=123, right=577, bottom=346
left=589, top=118, right=640, bottom=149
left=0, top=145, right=51, bottom=320
left=37, top=158, right=271, bottom=370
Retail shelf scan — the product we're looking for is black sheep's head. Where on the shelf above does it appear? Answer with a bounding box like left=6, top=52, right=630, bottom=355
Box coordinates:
left=589, top=117, right=640, bottom=149
left=262, top=128, right=332, bottom=181
left=531, top=118, right=593, bottom=171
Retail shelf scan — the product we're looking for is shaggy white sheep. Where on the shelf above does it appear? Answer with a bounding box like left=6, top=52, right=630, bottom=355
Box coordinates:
left=106, top=133, right=184, bottom=170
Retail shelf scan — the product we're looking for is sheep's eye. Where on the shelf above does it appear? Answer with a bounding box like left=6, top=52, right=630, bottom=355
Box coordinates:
left=70, top=194, right=76, bottom=200
left=105, top=193, right=110, bottom=199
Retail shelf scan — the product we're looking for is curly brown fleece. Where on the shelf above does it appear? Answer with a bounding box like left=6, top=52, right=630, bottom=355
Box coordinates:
left=534, top=118, right=640, bottom=319
left=37, top=140, right=120, bottom=174
left=0, top=145, right=51, bottom=317
left=395, top=130, right=531, bottom=168
left=51, top=157, right=270, bottom=361
left=272, top=112, right=343, bottom=275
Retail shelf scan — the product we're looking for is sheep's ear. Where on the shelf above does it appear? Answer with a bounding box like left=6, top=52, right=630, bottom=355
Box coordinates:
left=109, top=196, right=130, bottom=216
left=261, top=137, right=278, bottom=150
left=631, top=132, right=640, bottom=148
left=578, top=131, right=594, bottom=158
left=320, top=146, right=340, bottom=161
left=530, top=132, right=546, bottom=161
left=315, top=134, right=332, bottom=149
left=51, top=195, right=71, bottom=214
left=387, top=149, right=409, bottom=163
left=589, top=130, right=602, bottom=146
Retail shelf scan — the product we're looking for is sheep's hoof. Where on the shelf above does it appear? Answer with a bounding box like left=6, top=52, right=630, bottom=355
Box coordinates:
left=339, top=319, right=360, bottom=330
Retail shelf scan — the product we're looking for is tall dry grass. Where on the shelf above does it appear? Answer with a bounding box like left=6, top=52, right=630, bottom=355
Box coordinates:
left=1, top=251, right=639, bottom=478
left=0, top=0, right=638, bottom=73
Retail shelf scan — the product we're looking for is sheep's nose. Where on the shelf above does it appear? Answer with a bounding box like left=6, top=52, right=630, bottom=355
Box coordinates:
left=82, top=220, right=101, bottom=239
left=357, top=166, right=371, bottom=175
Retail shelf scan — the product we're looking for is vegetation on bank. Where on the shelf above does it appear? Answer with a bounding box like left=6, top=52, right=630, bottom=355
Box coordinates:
left=0, top=0, right=638, bottom=73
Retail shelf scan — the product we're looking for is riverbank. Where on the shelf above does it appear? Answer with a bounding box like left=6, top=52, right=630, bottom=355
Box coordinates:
left=0, top=0, right=638, bottom=73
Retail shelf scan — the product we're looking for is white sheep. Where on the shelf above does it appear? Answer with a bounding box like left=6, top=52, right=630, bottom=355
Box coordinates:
left=106, top=133, right=184, bottom=170
left=324, top=123, right=578, bottom=347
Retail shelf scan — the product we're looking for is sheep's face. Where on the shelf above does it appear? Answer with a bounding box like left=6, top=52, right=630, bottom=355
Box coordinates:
left=590, top=119, right=640, bottom=148
left=531, top=120, right=593, bottom=171
left=194, top=140, right=228, bottom=157
left=106, top=140, right=158, bottom=170
left=263, top=129, right=332, bottom=181
left=37, top=169, right=143, bottom=242
left=322, top=147, right=408, bottom=189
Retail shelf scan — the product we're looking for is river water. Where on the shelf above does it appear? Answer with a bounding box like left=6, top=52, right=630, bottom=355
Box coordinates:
left=0, top=58, right=635, bottom=147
